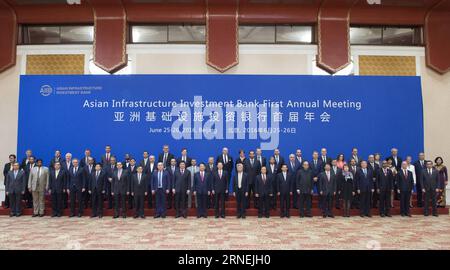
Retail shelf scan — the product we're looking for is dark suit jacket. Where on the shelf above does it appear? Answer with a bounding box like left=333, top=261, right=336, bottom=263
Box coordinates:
left=212, top=170, right=229, bottom=193
left=166, top=165, right=178, bottom=191
left=255, top=174, right=272, bottom=195
left=296, top=169, right=314, bottom=194
left=319, top=156, right=333, bottom=169
left=49, top=170, right=66, bottom=193
left=152, top=170, right=170, bottom=191
left=256, top=156, right=266, bottom=168
left=158, top=152, right=175, bottom=168
left=176, top=156, right=192, bottom=168
left=127, top=165, right=138, bottom=176
left=205, top=164, right=216, bottom=174
left=112, top=169, right=130, bottom=194
left=420, top=168, right=441, bottom=191
left=244, top=159, right=261, bottom=185
left=272, top=155, right=285, bottom=171
left=194, top=172, right=211, bottom=195
left=310, top=159, right=322, bottom=177
left=387, top=156, right=403, bottom=170
left=287, top=161, right=299, bottom=175
left=49, top=157, right=63, bottom=169
left=232, top=172, right=249, bottom=193
left=80, top=156, right=95, bottom=168
left=3, top=162, right=13, bottom=182
left=216, top=154, right=233, bottom=175
left=101, top=153, right=114, bottom=167
left=397, top=169, right=414, bottom=192
left=277, top=172, right=293, bottom=194
left=414, top=160, right=427, bottom=183
left=68, top=167, right=85, bottom=191
left=90, top=170, right=106, bottom=192
left=6, top=170, right=26, bottom=194
left=377, top=168, right=394, bottom=192
left=131, top=173, right=148, bottom=196
left=318, top=171, right=337, bottom=195
left=355, top=168, right=374, bottom=192
left=173, top=170, right=191, bottom=193
left=368, top=162, right=380, bottom=180
left=331, top=167, right=343, bottom=192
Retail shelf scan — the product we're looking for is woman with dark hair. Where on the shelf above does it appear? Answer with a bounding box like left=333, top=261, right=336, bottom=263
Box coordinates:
left=434, top=157, right=448, bottom=207
left=341, top=164, right=354, bottom=217
left=336, top=154, right=346, bottom=169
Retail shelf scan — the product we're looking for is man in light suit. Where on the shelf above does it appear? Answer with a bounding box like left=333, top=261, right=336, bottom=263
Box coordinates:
left=420, top=161, right=441, bottom=217
left=187, top=159, right=199, bottom=208
left=6, top=163, right=26, bottom=217
left=152, top=162, right=170, bottom=218
left=28, top=159, right=49, bottom=217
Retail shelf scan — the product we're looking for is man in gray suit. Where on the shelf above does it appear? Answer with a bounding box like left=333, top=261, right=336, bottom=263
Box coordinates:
left=6, top=163, right=26, bottom=217
left=187, top=159, right=199, bottom=209
left=420, top=160, right=441, bottom=217
left=28, top=159, right=49, bottom=217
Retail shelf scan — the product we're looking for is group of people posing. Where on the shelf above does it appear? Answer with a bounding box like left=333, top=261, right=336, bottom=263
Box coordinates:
left=2, top=145, right=448, bottom=219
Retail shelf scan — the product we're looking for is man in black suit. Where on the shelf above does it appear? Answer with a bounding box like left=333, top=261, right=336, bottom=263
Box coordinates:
left=166, top=158, right=178, bottom=209
left=296, top=161, right=314, bottom=218
left=295, top=149, right=304, bottom=167
left=233, top=163, right=248, bottom=218
left=61, top=153, right=73, bottom=209
left=267, top=157, right=278, bottom=210
left=173, top=161, right=191, bottom=218
left=319, top=164, right=337, bottom=218
left=2, top=154, right=16, bottom=208
left=212, top=162, right=229, bottom=218
left=255, top=166, right=272, bottom=218
left=22, top=155, right=36, bottom=208
left=131, top=166, right=148, bottom=218
left=158, top=144, right=175, bottom=169
left=348, top=147, right=362, bottom=166
left=377, top=161, right=394, bottom=217
left=82, top=157, right=95, bottom=209
left=272, top=148, right=285, bottom=172
left=320, top=148, right=333, bottom=169
left=413, top=152, right=426, bottom=207
left=49, top=150, right=63, bottom=169
left=89, top=163, right=106, bottom=218
left=355, top=161, right=374, bottom=217
left=67, top=159, right=86, bottom=217
left=397, top=161, right=414, bottom=217
left=216, top=147, right=233, bottom=180
left=244, top=150, right=260, bottom=209
left=104, top=155, right=117, bottom=209
left=100, top=145, right=113, bottom=167
left=123, top=154, right=132, bottom=169
left=48, top=162, right=66, bottom=217
left=127, top=158, right=138, bottom=209
left=287, top=154, right=300, bottom=209
left=139, top=151, right=151, bottom=173
left=277, top=164, right=292, bottom=218
left=349, top=158, right=359, bottom=209
left=255, top=148, right=266, bottom=168
left=20, top=149, right=33, bottom=169
left=331, top=160, right=343, bottom=209
left=112, top=162, right=130, bottom=218
left=6, top=163, right=26, bottom=217
left=79, top=149, right=94, bottom=168
left=152, top=162, right=170, bottom=218
left=176, top=148, right=192, bottom=168
left=140, top=152, right=155, bottom=208
left=368, top=155, right=380, bottom=208
left=421, top=160, right=441, bottom=217
left=194, top=163, right=211, bottom=218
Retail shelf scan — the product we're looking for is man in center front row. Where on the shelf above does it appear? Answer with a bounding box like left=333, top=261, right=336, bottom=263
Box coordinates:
left=131, top=166, right=148, bottom=219
left=212, top=162, right=229, bottom=218
left=194, top=163, right=211, bottom=218
left=152, top=162, right=170, bottom=218
left=112, top=162, right=129, bottom=218
left=355, top=161, right=374, bottom=218
left=233, top=163, right=248, bottom=219
left=173, top=161, right=191, bottom=218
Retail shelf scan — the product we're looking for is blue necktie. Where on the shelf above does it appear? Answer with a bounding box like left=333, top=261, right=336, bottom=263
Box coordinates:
left=158, top=172, right=162, bottom=188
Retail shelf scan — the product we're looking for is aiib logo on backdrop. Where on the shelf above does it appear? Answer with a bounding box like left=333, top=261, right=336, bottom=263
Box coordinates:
left=170, top=96, right=280, bottom=151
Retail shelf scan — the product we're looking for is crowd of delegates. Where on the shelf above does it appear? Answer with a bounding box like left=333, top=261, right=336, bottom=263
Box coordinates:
left=2, top=146, right=448, bottom=219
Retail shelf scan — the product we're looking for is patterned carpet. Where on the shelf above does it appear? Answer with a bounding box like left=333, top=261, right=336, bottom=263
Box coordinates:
left=0, top=215, right=449, bottom=250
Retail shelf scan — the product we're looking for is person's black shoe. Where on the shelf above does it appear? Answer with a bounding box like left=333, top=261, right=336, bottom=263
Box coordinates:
left=16, top=214, right=22, bottom=217
left=242, top=215, right=245, bottom=219
left=57, top=214, right=62, bottom=217
left=9, top=213, right=14, bottom=217
left=221, top=215, right=225, bottom=218
left=77, top=214, right=82, bottom=217
left=286, top=215, right=290, bottom=218
left=360, top=215, right=364, bottom=218
left=387, top=214, right=392, bottom=217
left=258, top=215, right=263, bottom=218
left=215, top=215, right=219, bottom=218
left=113, top=216, right=118, bottom=219
left=154, top=215, right=160, bottom=218
left=424, top=213, right=429, bottom=217
left=433, top=214, right=439, bottom=217
left=90, top=215, right=96, bottom=218
left=265, top=215, right=270, bottom=218
left=98, top=215, right=103, bottom=218
left=183, top=215, right=187, bottom=219
left=367, top=215, right=372, bottom=218
left=328, top=215, right=334, bottom=218
left=236, top=215, right=241, bottom=219
left=52, top=214, right=57, bottom=217
left=380, top=214, right=385, bottom=217
left=175, top=215, right=180, bottom=218
left=133, top=215, right=138, bottom=219
left=140, top=215, right=145, bottom=219
left=407, top=214, right=412, bottom=217
left=322, top=215, right=327, bottom=218
left=69, top=214, right=75, bottom=218
left=122, top=215, right=126, bottom=219
left=39, top=214, right=44, bottom=217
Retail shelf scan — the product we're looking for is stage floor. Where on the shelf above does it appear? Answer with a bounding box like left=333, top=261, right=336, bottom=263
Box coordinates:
left=0, top=215, right=449, bottom=250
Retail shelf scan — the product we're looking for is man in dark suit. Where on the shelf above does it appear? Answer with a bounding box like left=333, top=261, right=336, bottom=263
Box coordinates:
left=89, top=163, right=106, bottom=218
left=79, top=149, right=94, bottom=168
left=387, top=148, right=402, bottom=170
left=176, top=148, right=192, bottom=168
left=398, top=161, right=414, bottom=217
left=310, top=151, right=322, bottom=185
left=6, top=163, right=26, bottom=217
left=319, top=164, right=337, bottom=218
left=348, top=147, right=362, bottom=166
left=255, top=148, right=266, bottom=168
left=22, top=155, right=35, bottom=208
left=355, top=161, right=374, bottom=217
left=255, top=166, right=272, bottom=218
left=233, top=163, right=248, bottom=218
left=173, top=161, right=191, bottom=218
left=349, top=158, right=359, bottom=209
left=49, top=150, right=63, bottom=169
left=295, top=149, right=304, bottom=167
left=267, top=157, right=278, bottom=210
left=20, top=149, right=33, bottom=169
left=331, top=160, right=343, bottom=209
left=212, top=162, right=229, bottom=218
left=413, top=152, right=426, bottom=207
left=112, top=162, right=130, bottom=218
left=140, top=152, right=156, bottom=209
left=244, top=150, right=260, bottom=209
left=216, top=147, right=233, bottom=182
left=100, top=145, right=113, bottom=167
left=296, top=161, right=314, bottom=218
left=104, top=156, right=117, bottom=209
left=82, top=157, right=95, bottom=209
left=166, top=158, right=178, bottom=209
left=131, top=166, right=148, bottom=218
left=152, top=162, right=170, bottom=218
left=127, top=158, right=138, bottom=209
left=377, top=161, right=394, bottom=217
left=368, top=155, right=380, bottom=208
left=67, top=159, right=86, bottom=217
left=320, top=148, right=333, bottom=169
left=287, top=154, right=300, bottom=209
left=123, top=154, right=132, bottom=169
left=277, top=164, right=293, bottom=218
left=272, top=148, right=285, bottom=172
left=140, top=151, right=151, bottom=173
left=420, top=161, right=441, bottom=217
left=2, top=154, right=16, bottom=208
left=61, top=153, right=73, bottom=209
left=158, top=144, right=175, bottom=169
left=194, top=164, right=211, bottom=218
left=48, top=162, right=66, bottom=217
left=205, top=157, right=216, bottom=173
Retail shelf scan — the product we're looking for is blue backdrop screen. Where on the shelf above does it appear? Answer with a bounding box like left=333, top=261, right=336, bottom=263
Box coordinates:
left=18, top=75, right=423, bottom=165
